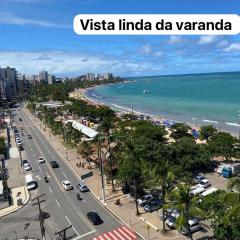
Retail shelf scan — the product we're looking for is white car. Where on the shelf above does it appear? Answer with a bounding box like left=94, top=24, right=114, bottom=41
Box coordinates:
left=38, top=157, right=45, bottom=164
left=23, top=163, right=31, bottom=171
left=191, top=186, right=205, bottom=195
left=77, top=181, right=89, bottom=192
left=180, top=219, right=202, bottom=235
left=166, top=210, right=180, bottom=229
left=194, top=175, right=205, bottom=184
left=216, top=165, right=223, bottom=174
left=62, top=180, right=73, bottom=190
left=198, top=179, right=211, bottom=189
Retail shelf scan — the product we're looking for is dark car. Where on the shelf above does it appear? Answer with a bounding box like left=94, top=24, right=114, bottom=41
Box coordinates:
left=50, top=161, right=59, bottom=168
left=144, top=198, right=162, bottom=212
left=87, top=212, right=103, bottom=225
left=19, top=118, right=22, bottom=121
left=27, top=134, right=32, bottom=139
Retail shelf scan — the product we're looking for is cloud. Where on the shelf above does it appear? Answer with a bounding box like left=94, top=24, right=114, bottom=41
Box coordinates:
left=0, top=51, right=161, bottom=76
left=169, top=36, right=183, bottom=44
left=139, top=44, right=162, bottom=57
left=198, top=36, right=217, bottom=45
left=223, top=43, right=240, bottom=52
left=0, top=12, right=69, bottom=28
left=217, top=40, right=228, bottom=48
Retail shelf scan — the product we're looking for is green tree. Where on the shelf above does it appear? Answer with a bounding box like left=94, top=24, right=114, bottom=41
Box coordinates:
left=170, top=123, right=193, bottom=140
left=78, top=141, right=93, bottom=169
left=208, top=132, right=238, bottom=161
left=199, top=125, right=218, bottom=141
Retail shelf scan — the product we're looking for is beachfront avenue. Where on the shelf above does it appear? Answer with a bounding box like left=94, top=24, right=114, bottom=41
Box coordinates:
left=0, top=108, right=124, bottom=240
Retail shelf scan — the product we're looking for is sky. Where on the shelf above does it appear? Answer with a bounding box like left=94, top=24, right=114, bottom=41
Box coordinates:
left=0, top=0, right=240, bottom=77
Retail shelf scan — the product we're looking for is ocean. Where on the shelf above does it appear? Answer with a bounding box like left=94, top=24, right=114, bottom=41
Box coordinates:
left=85, top=72, right=240, bottom=135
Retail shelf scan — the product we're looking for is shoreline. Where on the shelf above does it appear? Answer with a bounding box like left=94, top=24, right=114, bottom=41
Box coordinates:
left=80, top=86, right=240, bottom=138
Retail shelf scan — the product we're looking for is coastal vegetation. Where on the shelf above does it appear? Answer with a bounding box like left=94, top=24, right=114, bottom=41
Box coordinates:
left=27, top=80, right=240, bottom=238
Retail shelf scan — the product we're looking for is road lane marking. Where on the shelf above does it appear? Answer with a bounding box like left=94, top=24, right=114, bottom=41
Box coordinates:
left=73, top=230, right=96, bottom=239
left=62, top=171, right=67, bottom=178
left=65, top=216, right=79, bottom=236
left=39, top=166, right=42, bottom=173
left=56, top=199, right=60, bottom=207
left=49, top=187, right=53, bottom=193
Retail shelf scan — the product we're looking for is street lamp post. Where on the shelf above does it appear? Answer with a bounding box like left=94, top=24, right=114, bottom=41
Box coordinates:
left=238, top=113, right=240, bottom=140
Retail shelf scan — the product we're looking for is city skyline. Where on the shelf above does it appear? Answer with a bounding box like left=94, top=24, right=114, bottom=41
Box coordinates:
left=0, top=0, right=240, bottom=76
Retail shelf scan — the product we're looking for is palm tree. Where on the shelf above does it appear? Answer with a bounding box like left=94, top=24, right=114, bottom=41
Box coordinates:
left=78, top=141, right=92, bottom=169
left=224, top=175, right=240, bottom=224
left=170, top=182, right=205, bottom=240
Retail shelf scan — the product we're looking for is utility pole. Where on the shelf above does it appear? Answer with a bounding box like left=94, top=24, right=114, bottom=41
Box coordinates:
left=55, top=225, right=72, bottom=240
left=32, top=194, right=46, bottom=240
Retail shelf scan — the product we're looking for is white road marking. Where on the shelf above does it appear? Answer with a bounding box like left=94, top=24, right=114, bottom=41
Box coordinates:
left=62, top=171, right=67, bottom=178
left=73, top=230, right=96, bottom=240
left=65, top=216, right=79, bottom=236
left=49, top=187, right=53, bottom=193
left=39, top=166, right=42, bottom=173
left=55, top=199, right=60, bottom=207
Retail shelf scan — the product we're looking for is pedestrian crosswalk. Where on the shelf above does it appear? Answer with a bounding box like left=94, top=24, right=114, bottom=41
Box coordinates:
left=93, top=226, right=137, bottom=240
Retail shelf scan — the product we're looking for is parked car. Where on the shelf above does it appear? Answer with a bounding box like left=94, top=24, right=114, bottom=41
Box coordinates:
left=23, top=160, right=31, bottom=171
left=62, top=180, right=73, bottom=190
left=27, top=134, right=32, bottom=139
left=216, top=165, right=223, bottom=174
left=137, top=194, right=154, bottom=206
left=19, top=118, right=22, bottom=121
left=166, top=210, right=180, bottom=229
left=38, top=157, right=45, bottom=164
left=180, top=219, right=202, bottom=235
left=50, top=161, right=59, bottom=168
left=194, top=175, right=205, bottom=184
left=198, top=179, right=211, bottom=189
left=160, top=208, right=174, bottom=221
left=77, top=181, right=89, bottom=192
left=144, top=198, right=162, bottom=212
left=87, top=211, right=103, bottom=225
left=191, top=186, right=206, bottom=196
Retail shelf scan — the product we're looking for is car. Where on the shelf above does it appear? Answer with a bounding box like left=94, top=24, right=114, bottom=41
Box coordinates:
left=77, top=181, right=89, bottom=192
left=166, top=210, right=180, bottom=229
left=198, top=179, right=211, bottom=189
left=23, top=161, right=31, bottom=171
left=180, top=219, right=202, bottom=235
left=191, top=186, right=206, bottom=195
left=137, top=194, right=154, bottom=206
left=38, top=157, right=45, bottom=164
left=160, top=208, right=174, bottom=221
left=19, top=118, right=22, bottom=121
left=144, top=198, right=162, bottom=212
left=62, top=180, right=73, bottom=190
left=86, top=211, right=103, bottom=225
left=194, top=175, right=205, bottom=184
left=50, top=161, right=59, bottom=168
left=27, top=134, right=32, bottom=139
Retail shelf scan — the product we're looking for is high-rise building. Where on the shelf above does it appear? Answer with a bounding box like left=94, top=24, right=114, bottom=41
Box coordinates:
left=47, top=74, right=56, bottom=85
left=87, top=73, right=95, bottom=81
left=103, top=73, right=113, bottom=80
left=0, top=66, right=18, bottom=100
left=0, top=80, right=6, bottom=100
left=38, top=70, right=48, bottom=84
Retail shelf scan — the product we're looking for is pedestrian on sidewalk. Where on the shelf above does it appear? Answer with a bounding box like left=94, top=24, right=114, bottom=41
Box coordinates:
left=76, top=163, right=79, bottom=168
left=82, top=163, right=85, bottom=169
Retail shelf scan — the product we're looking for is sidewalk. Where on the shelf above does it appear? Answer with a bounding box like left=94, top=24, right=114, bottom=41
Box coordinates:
left=0, top=127, right=30, bottom=218
left=24, top=108, right=184, bottom=240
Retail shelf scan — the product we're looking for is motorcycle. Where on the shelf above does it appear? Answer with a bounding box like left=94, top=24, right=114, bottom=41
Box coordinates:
left=44, top=176, right=49, bottom=183
left=39, top=211, right=50, bottom=219
left=77, top=193, right=82, bottom=201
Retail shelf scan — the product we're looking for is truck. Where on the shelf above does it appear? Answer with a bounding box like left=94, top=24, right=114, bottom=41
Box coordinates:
left=221, top=163, right=240, bottom=178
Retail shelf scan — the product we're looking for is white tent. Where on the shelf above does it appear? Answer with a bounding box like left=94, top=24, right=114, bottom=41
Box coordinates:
left=65, top=120, right=98, bottom=139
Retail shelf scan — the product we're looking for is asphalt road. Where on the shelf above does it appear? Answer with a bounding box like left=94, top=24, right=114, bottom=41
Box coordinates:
left=0, top=107, right=124, bottom=240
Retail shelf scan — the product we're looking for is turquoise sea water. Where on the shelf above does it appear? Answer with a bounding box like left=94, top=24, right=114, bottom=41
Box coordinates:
left=86, top=72, right=240, bottom=134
